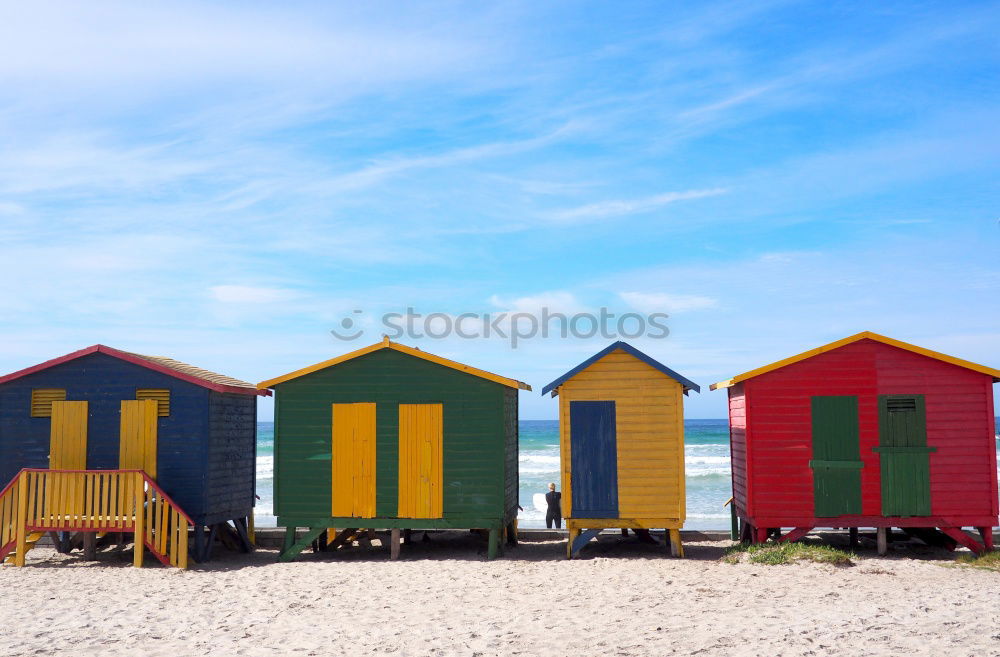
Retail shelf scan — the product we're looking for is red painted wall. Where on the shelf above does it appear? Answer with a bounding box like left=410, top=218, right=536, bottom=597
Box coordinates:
left=731, top=338, right=997, bottom=526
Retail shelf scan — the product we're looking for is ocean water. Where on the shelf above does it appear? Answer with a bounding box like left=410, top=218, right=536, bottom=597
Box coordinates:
left=254, top=420, right=1000, bottom=530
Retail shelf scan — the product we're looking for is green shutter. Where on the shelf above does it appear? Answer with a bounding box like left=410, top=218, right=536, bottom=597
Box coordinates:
left=810, top=396, right=863, bottom=517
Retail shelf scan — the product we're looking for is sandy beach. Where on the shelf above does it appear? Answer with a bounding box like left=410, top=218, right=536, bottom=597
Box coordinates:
left=1, top=533, right=997, bottom=657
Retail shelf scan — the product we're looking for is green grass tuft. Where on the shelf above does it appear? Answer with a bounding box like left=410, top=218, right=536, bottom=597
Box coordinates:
left=956, top=550, right=1000, bottom=571
left=723, top=541, right=854, bottom=566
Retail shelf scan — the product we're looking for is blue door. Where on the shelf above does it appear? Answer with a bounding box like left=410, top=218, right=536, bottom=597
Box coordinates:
left=570, top=401, right=618, bottom=517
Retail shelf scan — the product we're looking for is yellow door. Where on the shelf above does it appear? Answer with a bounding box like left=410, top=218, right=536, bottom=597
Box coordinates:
left=397, top=403, right=443, bottom=518
left=119, top=399, right=159, bottom=477
left=49, top=401, right=89, bottom=469
left=331, top=403, right=377, bottom=518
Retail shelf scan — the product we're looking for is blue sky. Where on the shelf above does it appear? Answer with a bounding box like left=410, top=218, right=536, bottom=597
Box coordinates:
left=1, top=1, right=998, bottom=419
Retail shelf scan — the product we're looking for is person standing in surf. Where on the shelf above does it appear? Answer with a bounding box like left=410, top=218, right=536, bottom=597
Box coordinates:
left=545, top=482, right=562, bottom=529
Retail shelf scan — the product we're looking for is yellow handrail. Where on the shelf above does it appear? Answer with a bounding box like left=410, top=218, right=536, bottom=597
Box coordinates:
left=0, top=469, right=192, bottom=568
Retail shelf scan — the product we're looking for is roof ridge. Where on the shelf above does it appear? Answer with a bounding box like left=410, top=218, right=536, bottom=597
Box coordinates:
left=541, top=341, right=700, bottom=396
left=710, top=332, right=1000, bottom=389
left=258, top=339, right=531, bottom=390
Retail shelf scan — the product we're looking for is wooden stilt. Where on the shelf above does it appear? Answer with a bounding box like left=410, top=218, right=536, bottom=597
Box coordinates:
left=739, top=521, right=753, bottom=545
left=877, top=527, right=888, bottom=555
left=777, top=527, right=812, bottom=544
left=754, top=526, right=768, bottom=544
left=390, top=528, right=400, bottom=560
left=487, top=527, right=499, bottom=560
left=282, top=527, right=296, bottom=553
left=567, top=528, right=579, bottom=559
left=278, top=527, right=325, bottom=562
left=192, top=525, right=205, bottom=563
left=233, top=517, right=253, bottom=553
left=83, top=532, right=97, bottom=560
left=977, top=527, right=994, bottom=551
left=849, top=527, right=859, bottom=549
left=323, top=528, right=359, bottom=551
left=505, top=521, right=518, bottom=545
left=669, top=529, right=684, bottom=558
left=940, top=527, right=987, bottom=555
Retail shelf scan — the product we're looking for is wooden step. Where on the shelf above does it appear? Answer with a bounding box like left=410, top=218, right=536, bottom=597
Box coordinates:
left=3, top=532, right=45, bottom=564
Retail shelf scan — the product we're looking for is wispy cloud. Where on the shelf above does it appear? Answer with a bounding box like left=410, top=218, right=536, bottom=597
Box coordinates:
left=489, top=292, right=587, bottom=316
left=307, top=122, right=582, bottom=196
left=209, top=285, right=300, bottom=304
left=619, top=291, right=719, bottom=313
left=546, top=188, right=728, bottom=224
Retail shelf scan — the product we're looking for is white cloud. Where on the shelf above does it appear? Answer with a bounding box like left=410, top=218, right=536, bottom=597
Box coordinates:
left=209, top=285, right=299, bottom=304
left=619, top=291, right=719, bottom=313
left=0, top=3, right=485, bottom=92
left=488, top=291, right=587, bottom=315
left=547, top=188, right=728, bottom=223
left=308, top=122, right=581, bottom=196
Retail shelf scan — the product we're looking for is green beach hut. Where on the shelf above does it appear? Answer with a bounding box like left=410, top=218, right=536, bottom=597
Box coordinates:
left=259, top=337, right=530, bottom=561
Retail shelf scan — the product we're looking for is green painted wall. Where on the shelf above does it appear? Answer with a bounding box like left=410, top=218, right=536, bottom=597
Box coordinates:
left=273, top=349, right=515, bottom=525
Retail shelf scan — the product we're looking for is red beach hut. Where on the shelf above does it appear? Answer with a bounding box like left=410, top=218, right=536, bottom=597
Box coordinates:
left=712, top=332, right=998, bottom=554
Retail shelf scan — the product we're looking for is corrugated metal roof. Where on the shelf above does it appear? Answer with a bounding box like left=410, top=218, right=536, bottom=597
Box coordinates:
left=0, top=345, right=268, bottom=396
left=123, top=351, right=258, bottom=390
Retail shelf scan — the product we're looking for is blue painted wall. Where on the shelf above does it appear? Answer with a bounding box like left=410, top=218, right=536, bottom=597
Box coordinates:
left=0, top=352, right=255, bottom=526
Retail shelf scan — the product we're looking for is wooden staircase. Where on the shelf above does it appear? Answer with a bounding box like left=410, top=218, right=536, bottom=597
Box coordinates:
left=0, top=469, right=193, bottom=568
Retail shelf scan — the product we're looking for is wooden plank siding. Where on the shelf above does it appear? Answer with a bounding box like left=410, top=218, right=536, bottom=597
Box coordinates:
left=503, top=388, right=519, bottom=524
left=204, top=391, right=257, bottom=526
left=558, top=349, right=685, bottom=522
left=874, top=344, right=996, bottom=518
left=273, top=349, right=512, bottom=527
left=726, top=383, right=749, bottom=518
left=738, top=338, right=998, bottom=529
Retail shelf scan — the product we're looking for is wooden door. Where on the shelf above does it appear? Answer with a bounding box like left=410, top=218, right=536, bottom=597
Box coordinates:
left=119, top=399, right=159, bottom=477
left=331, top=403, right=377, bottom=518
left=875, top=395, right=934, bottom=516
left=809, top=396, right=863, bottom=517
left=49, top=401, right=89, bottom=469
left=397, top=404, right=443, bottom=518
left=569, top=400, right=618, bottom=518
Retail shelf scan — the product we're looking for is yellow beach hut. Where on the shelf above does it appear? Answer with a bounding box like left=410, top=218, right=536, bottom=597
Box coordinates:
left=541, top=341, right=699, bottom=558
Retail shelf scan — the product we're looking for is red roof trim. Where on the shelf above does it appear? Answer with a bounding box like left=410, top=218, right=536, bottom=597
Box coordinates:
left=0, top=345, right=270, bottom=397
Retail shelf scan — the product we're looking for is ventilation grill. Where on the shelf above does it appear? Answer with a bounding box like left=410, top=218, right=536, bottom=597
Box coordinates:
left=136, top=389, right=170, bottom=417
left=31, top=389, right=66, bottom=417
left=886, top=397, right=917, bottom=413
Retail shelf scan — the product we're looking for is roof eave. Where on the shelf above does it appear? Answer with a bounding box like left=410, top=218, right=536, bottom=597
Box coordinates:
left=258, top=339, right=531, bottom=391
left=0, top=344, right=266, bottom=396
left=712, top=331, right=1000, bottom=389
left=541, top=341, right=700, bottom=396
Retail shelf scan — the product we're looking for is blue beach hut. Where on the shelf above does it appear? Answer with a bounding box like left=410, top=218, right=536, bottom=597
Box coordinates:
left=0, top=345, right=268, bottom=564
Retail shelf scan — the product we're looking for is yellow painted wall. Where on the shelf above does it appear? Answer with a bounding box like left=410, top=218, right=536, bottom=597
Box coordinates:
left=558, top=349, right=685, bottom=521
left=397, top=403, right=443, bottom=518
